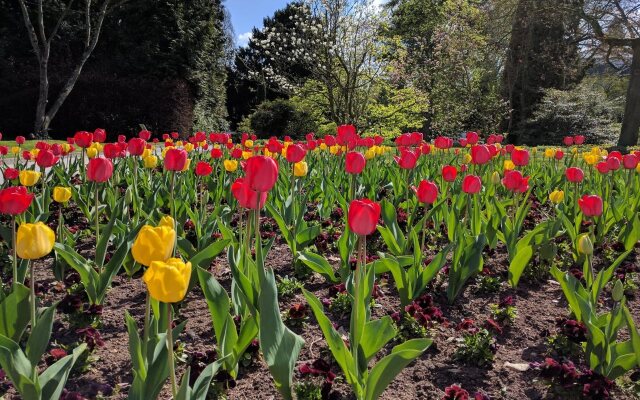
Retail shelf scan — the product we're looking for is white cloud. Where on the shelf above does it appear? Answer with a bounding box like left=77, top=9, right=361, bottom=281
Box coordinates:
left=237, top=31, right=253, bottom=46
left=372, top=0, right=384, bottom=9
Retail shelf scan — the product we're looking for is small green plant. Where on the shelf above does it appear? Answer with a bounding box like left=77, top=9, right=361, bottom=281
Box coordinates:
left=394, top=312, right=429, bottom=341
left=277, top=276, right=302, bottom=299
left=294, top=380, right=324, bottom=400
left=490, top=304, right=517, bottom=325
left=454, top=329, right=495, bottom=367
left=329, top=292, right=351, bottom=316
left=475, top=275, right=501, bottom=294
left=546, top=334, right=581, bottom=357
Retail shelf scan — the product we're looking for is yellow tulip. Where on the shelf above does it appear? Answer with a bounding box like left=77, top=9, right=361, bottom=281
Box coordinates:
left=53, top=187, right=72, bottom=204
left=19, top=170, right=41, bottom=187
left=244, top=140, right=254, bottom=148
left=364, top=149, right=376, bottom=160
left=636, top=163, right=640, bottom=173
left=61, top=143, right=71, bottom=153
left=142, top=148, right=152, bottom=159
left=463, top=154, right=472, bottom=164
left=16, top=222, right=55, bottom=260
left=503, top=160, right=515, bottom=171
left=87, top=147, right=98, bottom=159
left=531, top=147, right=538, bottom=154
left=549, top=190, right=564, bottom=204
left=294, top=161, right=308, bottom=177
left=30, top=149, right=39, bottom=158
left=583, top=154, right=598, bottom=165
left=143, top=155, right=158, bottom=169
left=176, top=141, right=184, bottom=147
left=242, top=151, right=252, bottom=160
left=329, top=145, right=340, bottom=155
left=180, top=158, right=191, bottom=172
left=224, top=159, right=238, bottom=172
left=143, top=258, right=192, bottom=303
left=11, top=146, right=20, bottom=154
left=159, top=215, right=175, bottom=229
left=132, top=224, right=176, bottom=267
left=544, top=148, right=555, bottom=158
left=184, top=143, right=194, bottom=152
left=319, top=143, right=327, bottom=151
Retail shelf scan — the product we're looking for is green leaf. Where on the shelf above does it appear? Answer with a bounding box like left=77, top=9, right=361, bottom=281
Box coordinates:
left=296, top=225, right=321, bottom=247
left=364, top=338, right=431, bottom=400
left=40, top=343, right=88, bottom=400
left=303, top=289, right=357, bottom=385
left=26, top=304, right=57, bottom=366
left=0, top=284, right=31, bottom=342
left=125, top=311, right=146, bottom=380
left=298, top=251, right=339, bottom=283
left=360, top=317, right=397, bottom=362
left=191, top=360, right=225, bottom=400
left=507, top=245, right=533, bottom=287
left=0, top=334, right=38, bottom=398
left=258, top=267, right=304, bottom=400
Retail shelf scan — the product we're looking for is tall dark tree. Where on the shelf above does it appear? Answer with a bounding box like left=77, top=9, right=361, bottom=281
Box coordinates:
left=502, top=0, right=584, bottom=142
left=580, top=0, right=640, bottom=147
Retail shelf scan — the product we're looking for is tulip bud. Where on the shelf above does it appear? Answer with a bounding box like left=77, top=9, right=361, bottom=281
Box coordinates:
left=294, top=161, right=308, bottom=177
left=143, top=258, right=191, bottom=303
left=490, top=171, right=501, bottom=184
left=612, top=280, right=624, bottom=302
left=577, top=233, right=593, bottom=256
left=19, top=170, right=41, bottom=187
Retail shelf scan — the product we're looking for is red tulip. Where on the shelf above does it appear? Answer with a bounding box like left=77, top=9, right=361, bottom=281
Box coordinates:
left=470, top=145, right=491, bottom=165
left=622, top=154, right=638, bottom=169
left=35, top=141, right=49, bottom=151
left=4, top=168, right=19, bottom=181
left=458, top=138, right=468, bottom=147
left=421, top=143, right=431, bottom=155
left=286, top=144, right=307, bottom=163
left=462, top=175, right=482, bottom=194
left=127, top=138, right=146, bottom=156
left=505, top=144, right=515, bottom=154
left=554, top=150, right=564, bottom=160
left=466, top=131, right=479, bottom=145
left=195, top=161, right=213, bottom=176
left=563, top=136, right=574, bottom=146
left=502, top=170, right=529, bottom=193
left=434, top=136, right=453, bottom=149
left=74, top=131, right=93, bottom=148
left=35, top=149, right=59, bottom=168
left=394, top=149, right=419, bottom=169
left=231, top=178, right=267, bottom=209
left=578, top=195, right=603, bottom=217
left=231, top=148, right=243, bottom=159
left=574, top=135, right=585, bottom=145
left=22, top=151, right=32, bottom=161
left=87, top=157, right=114, bottom=182
left=0, top=186, right=34, bottom=215
left=103, top=143, right=125, bottom=159
left=565, top=167, right=584, bottom=183
left=210, top=148, right=223, bottom=159
left=139, top=130, right=152, bottom=140
left=348, top=199, right=381, bottom=236
left=608, top=151, right=622, bottom=160
left=337, top=125, right=358, bottom=145
left=345, top=152, right=366, bottom=174
left=442, top=165, right=457, bottom=182
left=245, top=156, right=279, bottom=192
left=511, top=149, right=529, bottom=166
left=171, top=132, right=179, bottom=140
left=606, top=157, right=620, bottom=171
left=93, top=128, right=107, bottom=143
left=164, top=148, right=188, bottom=171
left=51, top=143, right=62, bottom=156
left=16, top=136, right=26, bottom=145
left=413, top=180, right=438, bottom=204
left=324, top=135, right=337, bottom=146
left=0, top=145, right=8, bottom=156
left=596, top=162, right=609, bottom=174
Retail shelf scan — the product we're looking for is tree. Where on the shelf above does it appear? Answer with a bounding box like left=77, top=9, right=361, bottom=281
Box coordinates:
left=501, top=0, right=585, bottom=142
left=580, top=0, right=640, bottom=146
left=16, top=0, right=119, bottom=137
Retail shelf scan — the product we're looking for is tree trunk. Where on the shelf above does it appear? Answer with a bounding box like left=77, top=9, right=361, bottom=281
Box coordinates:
left=618, top=42, right=640, bottom=147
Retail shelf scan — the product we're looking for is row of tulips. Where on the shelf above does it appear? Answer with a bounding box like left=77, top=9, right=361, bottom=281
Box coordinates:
left=0, top=126, right=639, bottom=399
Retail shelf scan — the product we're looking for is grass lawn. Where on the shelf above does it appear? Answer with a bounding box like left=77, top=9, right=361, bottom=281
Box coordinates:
left=0, top=139, right=69, bottom=151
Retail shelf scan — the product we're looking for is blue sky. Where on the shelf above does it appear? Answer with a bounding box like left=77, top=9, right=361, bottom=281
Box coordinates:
left=226, top=0, right=291, bottom=47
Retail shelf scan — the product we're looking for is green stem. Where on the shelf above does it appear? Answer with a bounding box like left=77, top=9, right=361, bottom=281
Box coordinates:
left=12, top=216, right=17, bottom=289
left=29, top=261, right=36, bottom=329
left=41, top=166, right=46, bottom=212
left=170, top=172, right=177, bottom=257
left=95, top=183, right=101, bottom=274
left=142, top=284, right=150, bottom=358
left=167, top=305, right=178, bottom=398
left=420, top=205, right=429, bottom=259
left=291, top=167, right=297, bottom=267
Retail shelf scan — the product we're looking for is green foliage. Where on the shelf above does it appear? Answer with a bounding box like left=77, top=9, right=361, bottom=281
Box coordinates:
left=518, top=76, right=625, bottom=145
left=246, top=99, right=318, bottom=138
left=454, top=329, right=495, bottom=367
